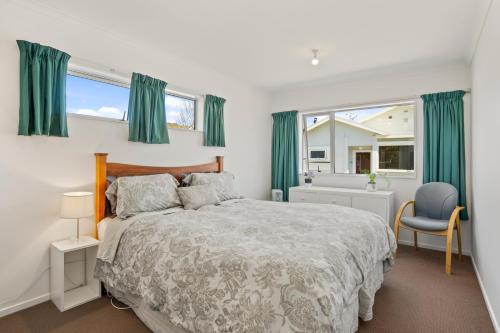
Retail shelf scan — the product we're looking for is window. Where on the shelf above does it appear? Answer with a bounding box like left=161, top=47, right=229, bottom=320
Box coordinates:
left=66, top=74, right=129, bottom=120
left=302, top=101, right=416, bottom=175
left=165, top=94, right=196, bottom=130
left=379, top=145, right=414, bottom=171
left=66, top=72, right=198, bottom=130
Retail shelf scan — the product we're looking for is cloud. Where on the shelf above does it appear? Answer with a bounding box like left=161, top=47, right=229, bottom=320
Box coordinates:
left=166, top=111, right=180, bottom=123
left=71, top=106, right=125, bottom=120
left=166, top=95, right=193, bottom=110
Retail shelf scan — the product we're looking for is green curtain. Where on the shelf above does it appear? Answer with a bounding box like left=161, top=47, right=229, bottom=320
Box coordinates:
left=421, top=90, right=468, bottom=220
left=204, top=94, right=226, bottom=147
left=272, top=110, right=299, bottom=201
left=17, top=40, right=71, bottom=137
left=128, top=72, right=169, bottom=144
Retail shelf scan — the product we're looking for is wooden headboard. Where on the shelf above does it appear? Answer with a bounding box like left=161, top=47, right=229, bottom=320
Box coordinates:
left=94, top=153, right=224, bottom=239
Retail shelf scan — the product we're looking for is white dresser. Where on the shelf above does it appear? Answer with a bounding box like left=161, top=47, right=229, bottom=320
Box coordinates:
left=289, top=186, right=395, bottom=225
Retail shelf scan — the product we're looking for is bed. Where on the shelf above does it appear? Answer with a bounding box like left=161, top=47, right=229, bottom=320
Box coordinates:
left=92, top=153, right=397, bottom=333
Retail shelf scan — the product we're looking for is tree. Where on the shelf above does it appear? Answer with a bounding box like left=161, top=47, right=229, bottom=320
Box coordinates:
left=175, top=100, right=195, bottom=129
left=343, top=111, right=359, bottom=121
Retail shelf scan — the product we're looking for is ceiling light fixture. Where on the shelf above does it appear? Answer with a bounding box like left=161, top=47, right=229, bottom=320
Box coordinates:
left=311, top=49, right=319, bottom=66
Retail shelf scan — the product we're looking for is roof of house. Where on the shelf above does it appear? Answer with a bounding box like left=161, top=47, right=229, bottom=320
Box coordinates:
left=307, top=116, right=388, bottom=135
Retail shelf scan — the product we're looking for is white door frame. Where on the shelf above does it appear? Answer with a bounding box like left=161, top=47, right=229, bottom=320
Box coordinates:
left=352, top=150, right=372, bottom=174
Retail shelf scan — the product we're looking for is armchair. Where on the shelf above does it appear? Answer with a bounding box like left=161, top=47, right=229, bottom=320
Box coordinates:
left=393, top=182, right=464, bottom=275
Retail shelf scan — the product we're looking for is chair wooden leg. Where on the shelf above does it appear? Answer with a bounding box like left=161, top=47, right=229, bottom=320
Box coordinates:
left=445, top=233, right=453, bottom=275
left=445, top=220, right=456, bottom=275
left=413, top=231, right=418, bottom=251
left=394, top=219, right=401, bottom=258
left=456, top=217, right=463, bottom=262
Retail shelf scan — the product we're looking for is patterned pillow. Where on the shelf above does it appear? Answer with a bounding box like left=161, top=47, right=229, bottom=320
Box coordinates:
left=183, top=171, right=241, bottom=202
left=105, top=180, right=119, bottom=214
left=111, top=173, right=181, bottom=218
left=177, top=184, right=220, bottom=210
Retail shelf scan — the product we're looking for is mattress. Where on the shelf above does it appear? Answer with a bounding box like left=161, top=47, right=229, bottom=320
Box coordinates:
left=97, top=217, right=114, bottom=240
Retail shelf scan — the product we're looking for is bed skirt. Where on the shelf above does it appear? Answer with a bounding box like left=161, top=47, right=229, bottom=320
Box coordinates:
left=103, top=260, right=384, bottom=333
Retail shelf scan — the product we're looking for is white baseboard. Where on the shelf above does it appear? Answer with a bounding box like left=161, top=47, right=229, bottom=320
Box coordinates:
left=397, top=239, right=471, bottom=256
left=0, top=293, right=50, bottom=318
left=471, top=256, right=500, bottom=333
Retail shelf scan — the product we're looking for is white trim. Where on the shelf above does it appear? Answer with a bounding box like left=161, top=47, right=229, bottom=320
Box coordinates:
left=352, top=149, right=372, bottom=174
left=68, top=112, right=126, bottom=124
left=308, top=146, right=330, bottom=162
left=471, top=256, right=500, bottom=333
left=67, top=113, right=204, bottom=133
left=378, top=141, right=415, bottom=146
left=299, top=99, right=416, bottom=115
left=468, top=0, right=495, bottom=63
left=470, top=256, right=500, bottom=333
left=397, top=239, right=471, bottom=256
left=0, top=293, right=50, bottom=318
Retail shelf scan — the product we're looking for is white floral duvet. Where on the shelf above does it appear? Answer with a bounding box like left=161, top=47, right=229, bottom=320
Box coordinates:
left=95, top=199, right=396, bottom=333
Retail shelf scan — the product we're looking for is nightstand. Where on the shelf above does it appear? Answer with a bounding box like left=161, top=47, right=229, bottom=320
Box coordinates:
left=50, top=236, right=101, bottom=311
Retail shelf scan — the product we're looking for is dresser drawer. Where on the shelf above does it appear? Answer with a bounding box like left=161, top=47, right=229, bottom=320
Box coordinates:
left=352, top=196, right=388, bottom=221
left=289, top=191, right=319, bottom=203
left=318, top=193, right=351, bottom=207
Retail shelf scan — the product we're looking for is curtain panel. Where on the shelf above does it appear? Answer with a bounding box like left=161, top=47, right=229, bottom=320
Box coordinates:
left=421, top=90, right=468, bottom=220
left=204, top=94, right=226, bottom=147
left=272, top=110, right=299, bottom=201
left=128, top=72, right=169, bottom=144
left=17, top=40, right=71, bottom=137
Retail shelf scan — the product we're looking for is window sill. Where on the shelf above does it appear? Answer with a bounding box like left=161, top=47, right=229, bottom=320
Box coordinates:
left=67, top=113, right=204, bottom=132
left=301, top=171, right=417, bottom=180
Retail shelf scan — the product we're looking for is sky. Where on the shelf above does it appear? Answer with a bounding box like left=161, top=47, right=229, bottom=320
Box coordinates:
left=66, top=74, right=194, bottom=124
left=306, top=107, right=385, bottom=127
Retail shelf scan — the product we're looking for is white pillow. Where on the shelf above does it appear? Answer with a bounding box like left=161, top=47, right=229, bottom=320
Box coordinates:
left=177, top=184, right=220, bottom=210
left=183, top=171, right=241, bottom=202
left=108, top=173, right=181, bottom=218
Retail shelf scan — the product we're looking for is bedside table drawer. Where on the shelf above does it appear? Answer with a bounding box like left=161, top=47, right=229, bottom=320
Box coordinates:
left=318, top=193, right=351, bottom=207
left=289, top=191, right=319, bottom=203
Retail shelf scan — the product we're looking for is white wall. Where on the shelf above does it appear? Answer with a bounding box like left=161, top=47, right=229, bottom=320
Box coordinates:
left=272, top=61, right=473, bottom=254
left=0, top=1, right=271, bottom=315
left=471, top=0, right=500, bottom=330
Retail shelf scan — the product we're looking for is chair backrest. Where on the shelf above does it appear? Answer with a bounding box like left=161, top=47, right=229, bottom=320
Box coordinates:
left=415, top=182, right=458, bottom=220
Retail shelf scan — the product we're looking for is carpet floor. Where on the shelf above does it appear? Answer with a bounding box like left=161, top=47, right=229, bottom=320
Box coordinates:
left=0, top=245, right=494, bottom=333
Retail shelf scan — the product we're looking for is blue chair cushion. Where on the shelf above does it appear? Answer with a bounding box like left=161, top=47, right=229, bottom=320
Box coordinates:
left=415, top=182, right=458, bottom=220
left=400, top=216, right=450, bottom=231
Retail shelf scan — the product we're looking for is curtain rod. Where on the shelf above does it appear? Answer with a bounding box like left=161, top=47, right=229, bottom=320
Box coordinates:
left=296, top=90, right=471, bottom=114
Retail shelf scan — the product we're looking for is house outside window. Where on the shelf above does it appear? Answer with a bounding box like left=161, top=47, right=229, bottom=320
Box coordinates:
left=302, top=101, right=416, bottom=176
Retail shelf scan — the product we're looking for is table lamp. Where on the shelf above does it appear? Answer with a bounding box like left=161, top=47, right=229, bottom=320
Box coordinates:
left=61, top=192, right=94, bottom=240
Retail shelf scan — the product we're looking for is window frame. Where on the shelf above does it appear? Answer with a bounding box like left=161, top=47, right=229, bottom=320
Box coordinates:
left=301, top=100, right=417, bottom=178
left=66, top=68, right=200, bottom=131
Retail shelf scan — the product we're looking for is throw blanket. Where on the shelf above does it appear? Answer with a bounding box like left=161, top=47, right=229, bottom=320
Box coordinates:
left=95, top=199, right=396, bottom=333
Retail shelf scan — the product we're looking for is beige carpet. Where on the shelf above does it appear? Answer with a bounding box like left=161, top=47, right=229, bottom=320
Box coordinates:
left=0, top=245, right=494, bottom=333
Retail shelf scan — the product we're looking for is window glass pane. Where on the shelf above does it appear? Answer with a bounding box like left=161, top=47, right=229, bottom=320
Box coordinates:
left=305, top=115, right=331, bottom=172
left=303, top=102, right=415, bottom=174
left=379, top=145, right=414, bottom=170
left=165, top=94, right=195, bottom=130
left=66, top=74, right=129, bottom=120
left=335, top=103, right=415, bottom=173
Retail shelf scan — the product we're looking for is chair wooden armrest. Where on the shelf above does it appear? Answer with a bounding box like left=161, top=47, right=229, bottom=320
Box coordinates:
left=395, top=200, right=415, bottom=224
left=393, top=200, right=415, bottom=256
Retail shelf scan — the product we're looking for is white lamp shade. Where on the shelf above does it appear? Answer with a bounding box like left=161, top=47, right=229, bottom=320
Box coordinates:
left=61, top=192, right=94, bottom=218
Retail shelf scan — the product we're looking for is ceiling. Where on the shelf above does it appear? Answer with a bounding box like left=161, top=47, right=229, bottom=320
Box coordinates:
left=22, top=0, right=491, bottom=90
